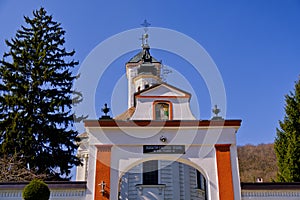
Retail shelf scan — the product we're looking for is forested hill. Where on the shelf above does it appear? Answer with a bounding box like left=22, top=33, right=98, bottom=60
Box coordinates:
left=238, top=143, right=277, bottom=182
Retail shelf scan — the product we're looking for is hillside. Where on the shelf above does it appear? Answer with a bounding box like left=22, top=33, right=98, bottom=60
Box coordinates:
left=238, top=143, right=277, bottom=182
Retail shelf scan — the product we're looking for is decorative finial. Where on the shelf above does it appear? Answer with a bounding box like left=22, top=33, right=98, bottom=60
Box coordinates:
left=212, top=105, right=220, bottom=116
left=102, top=103, right=110, bottom=116
left=212, top=105, right=223, bottom=120
left=99, top=103, right=112, bottom=120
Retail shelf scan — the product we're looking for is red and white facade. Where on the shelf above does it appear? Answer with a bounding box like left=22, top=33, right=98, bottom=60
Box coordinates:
left=83, top=120, right=241, bottom=200
left=77, top=36, right=242, bottom=200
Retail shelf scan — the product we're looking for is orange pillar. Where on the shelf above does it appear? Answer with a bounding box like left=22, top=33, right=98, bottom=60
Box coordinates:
left=94, top=145, right=112, bottom=200
left=215, top=144, right=234, bottom=200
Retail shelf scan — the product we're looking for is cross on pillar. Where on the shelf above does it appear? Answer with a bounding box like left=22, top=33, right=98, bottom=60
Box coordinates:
left=99, top=181, right=106, bottom=195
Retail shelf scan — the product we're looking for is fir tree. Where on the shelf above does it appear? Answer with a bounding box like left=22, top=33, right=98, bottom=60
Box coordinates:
left=274, top=76, right=300, bottom=182
left=0, top=8, right=81, bottom=180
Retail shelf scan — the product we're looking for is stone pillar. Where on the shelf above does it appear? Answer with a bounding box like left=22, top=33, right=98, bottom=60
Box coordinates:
left=76, top=152, right=89, bottom=181
left=94, top=145, right=112, bottom=200
left=215, top=144, right=234, bottom=200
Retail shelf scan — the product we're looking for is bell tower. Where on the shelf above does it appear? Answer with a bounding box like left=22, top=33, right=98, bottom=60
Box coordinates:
left=125, top=21, right=162, bottom=108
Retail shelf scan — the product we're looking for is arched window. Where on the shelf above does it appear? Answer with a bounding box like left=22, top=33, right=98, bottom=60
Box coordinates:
left=154, top=102, right=171, bottom=120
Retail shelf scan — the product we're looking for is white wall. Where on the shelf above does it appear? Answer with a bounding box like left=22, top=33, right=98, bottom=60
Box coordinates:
left=0, top=183, right=86, bottom=200
left=86, top=125, right=240, bottom=200
left=241, top=190, right=300, bottom=200
left=132, top=98, right=195, bottom=120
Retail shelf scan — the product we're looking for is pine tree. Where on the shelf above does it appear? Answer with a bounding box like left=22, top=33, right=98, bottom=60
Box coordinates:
left=274, top=76, right=300, bottom=182
left=0, top=8, right=81, bottom=180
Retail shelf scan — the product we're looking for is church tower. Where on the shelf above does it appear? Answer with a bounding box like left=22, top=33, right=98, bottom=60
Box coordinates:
left=126, top=33, right=162, bottom=108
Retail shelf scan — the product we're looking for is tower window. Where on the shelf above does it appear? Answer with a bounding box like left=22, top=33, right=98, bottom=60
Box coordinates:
left=154, top=102, right=170, bottom=120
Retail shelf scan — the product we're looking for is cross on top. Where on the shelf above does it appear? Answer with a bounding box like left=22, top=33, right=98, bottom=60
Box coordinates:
left=140, top=20, right=151, bottom=46
left=141, top=19, right=151, bottom=32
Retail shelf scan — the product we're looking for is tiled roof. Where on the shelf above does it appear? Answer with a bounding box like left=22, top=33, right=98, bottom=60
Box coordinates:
left=114, top=107, right=136, bottom=120
left=77, top=132, right=88, bottom=138
left=127, top=49, right=160, bottom=63
left=134, top=83, right=191, bottom=97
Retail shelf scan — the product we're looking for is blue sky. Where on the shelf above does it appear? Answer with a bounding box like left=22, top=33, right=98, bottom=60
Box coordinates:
left=0, top=1, right=299, bottom=145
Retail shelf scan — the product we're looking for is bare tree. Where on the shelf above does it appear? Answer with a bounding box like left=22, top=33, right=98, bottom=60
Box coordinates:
left=0, top=154, right=47, bottom=182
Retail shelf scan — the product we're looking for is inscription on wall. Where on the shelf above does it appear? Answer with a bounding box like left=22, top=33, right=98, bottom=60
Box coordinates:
left=143, top=145, right=185, bottom=154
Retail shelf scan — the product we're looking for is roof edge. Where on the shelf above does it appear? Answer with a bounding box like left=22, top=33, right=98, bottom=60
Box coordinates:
left=241, top=182, right=300, bottom=190
left=84, top=119, right=242, bottom=128
left=0, top=181, right=87, bottom=189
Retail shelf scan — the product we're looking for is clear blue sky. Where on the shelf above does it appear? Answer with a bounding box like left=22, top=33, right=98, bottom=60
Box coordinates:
left=0, top=0, right=299, bottom=145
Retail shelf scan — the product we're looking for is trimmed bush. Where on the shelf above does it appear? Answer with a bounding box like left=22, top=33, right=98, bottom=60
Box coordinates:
left=22, top=179, right=50, bottom=200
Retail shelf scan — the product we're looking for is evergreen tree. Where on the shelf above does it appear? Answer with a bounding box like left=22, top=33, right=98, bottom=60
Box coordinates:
left=0, top=8, right=81, bottom=180
left=274, top=76, right=300, bottom=182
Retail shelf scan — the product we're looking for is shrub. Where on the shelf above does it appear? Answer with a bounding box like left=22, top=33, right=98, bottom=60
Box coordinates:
left=22, top=179, right=50, bottom=200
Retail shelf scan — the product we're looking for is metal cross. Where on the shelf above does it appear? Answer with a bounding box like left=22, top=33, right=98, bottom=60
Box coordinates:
left=99, top=181, right=106, bottom=195
left=141, top=19, right=151, bottom=32
left=161, top=63, right=172, bottom=82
